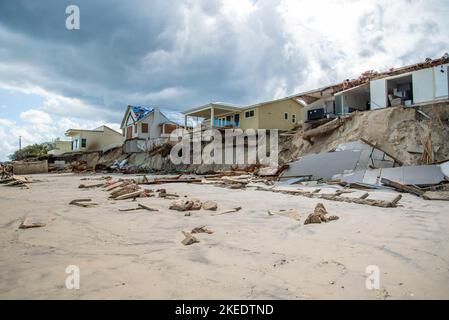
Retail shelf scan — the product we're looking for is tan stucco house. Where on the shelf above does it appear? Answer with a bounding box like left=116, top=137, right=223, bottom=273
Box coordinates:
left=47, top=139, right=72, bottom=156
left=183, top=97, right=304, bottom=131
left=65, top=125, right=124, bottom=152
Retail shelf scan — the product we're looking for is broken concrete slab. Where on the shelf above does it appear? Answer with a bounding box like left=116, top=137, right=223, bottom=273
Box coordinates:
left=13, top=160, right=48, bottom=175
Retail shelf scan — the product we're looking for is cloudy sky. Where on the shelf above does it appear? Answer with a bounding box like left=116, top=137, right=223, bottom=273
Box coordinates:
left=0, top=0, right=448, bottom=160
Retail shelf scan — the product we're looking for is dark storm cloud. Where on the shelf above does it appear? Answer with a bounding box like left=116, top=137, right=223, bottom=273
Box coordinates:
left=0, top=0, right=305, bottom=121
left=0, top=0, right=448, bottom=123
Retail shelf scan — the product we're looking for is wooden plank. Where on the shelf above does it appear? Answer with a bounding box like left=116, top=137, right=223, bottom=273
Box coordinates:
left=115, top=190, right=144, bottom=200
left=360, top=138, right=403, bottom=166
left=380, top=178, right=424, bottom=197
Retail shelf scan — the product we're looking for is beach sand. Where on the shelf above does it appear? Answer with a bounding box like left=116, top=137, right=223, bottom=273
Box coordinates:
left=1, top=173, right=449, bottom=299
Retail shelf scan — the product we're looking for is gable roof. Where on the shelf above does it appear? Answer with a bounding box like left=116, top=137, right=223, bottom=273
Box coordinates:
left=120, top=105, right=154, bottom=128
left=132, top=106, right=153, bottom=121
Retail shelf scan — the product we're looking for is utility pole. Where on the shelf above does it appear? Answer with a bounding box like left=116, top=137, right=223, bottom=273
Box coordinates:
left=19, top=136, right=22, bottom=151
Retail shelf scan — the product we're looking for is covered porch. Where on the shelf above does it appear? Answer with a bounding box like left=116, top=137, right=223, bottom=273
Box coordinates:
left=334, top=83, right=371, bottom=115
left=183, top=103, right=242, bottom=129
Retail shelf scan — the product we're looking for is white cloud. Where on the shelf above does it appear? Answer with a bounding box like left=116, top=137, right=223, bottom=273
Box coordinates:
left=20, top=109, right=52, bottom=124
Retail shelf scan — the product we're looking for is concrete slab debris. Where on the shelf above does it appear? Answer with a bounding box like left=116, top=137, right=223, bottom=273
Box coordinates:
left=13, top=160, right=48, bottom=175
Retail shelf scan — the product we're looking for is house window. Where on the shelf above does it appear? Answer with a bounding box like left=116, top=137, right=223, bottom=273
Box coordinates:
left=292, top=114, right=296, bottom=123
left=284, top=112, right=289, bottom=120
left=245, top=110, right=255, bottom=118
left=81, top=139, right=87, bottom=148
left=134, top=124, right=137, bottom=133
left=142, top=123, right=148, bottom=133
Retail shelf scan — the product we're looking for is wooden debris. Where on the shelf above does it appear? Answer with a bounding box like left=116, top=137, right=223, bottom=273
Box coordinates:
left=109, top=185, right=140, bottom=199
left=79, top=183, right=105, bottom=189
left=115, top=190, right=144, bottom=200
left=0, top=175, right=33, bottom=188
left=69, top=198, right=98, bottom=208
left=214, top=207, right=242, bottom=216
left=105, top=181, right=126, bottom=191
left=359, top=193, right=370, bottom=199
left=360, top=137, right=403, bottom=166
left=19, top=217, right=46, bottom=229
left=119, top=204, right=159, bottom=212
left=303, top=116, right=351, bottom=142
left=142, top=178, right=202, bottom=185
left=422, top=191, right=449, bottom=201
left=256, top=186, right=401, bottom=208
left=380, top=178, right=424, bottom=197
left=420, top=133, right=434, bottom=165
left=118, top=207, right=144, bottom=212
left=181, top=231, right=199, bottom=246
left=138, top=204, right=159, bottom=211
left=304, top=203, right=339, bottom=225
left=191, top=226, right=213, bottom=234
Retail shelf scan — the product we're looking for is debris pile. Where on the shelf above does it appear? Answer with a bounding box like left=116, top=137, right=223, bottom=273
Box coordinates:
left=0, top=175, right=36, bottom=188
left=169, top=199, right=218, bottom=212
left=304, top=203, right=339, bottom=225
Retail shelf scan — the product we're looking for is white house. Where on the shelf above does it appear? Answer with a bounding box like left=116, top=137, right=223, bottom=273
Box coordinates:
left=120, top=106, right=183, bottom=153
left=370, top=62, right=449, bottom=109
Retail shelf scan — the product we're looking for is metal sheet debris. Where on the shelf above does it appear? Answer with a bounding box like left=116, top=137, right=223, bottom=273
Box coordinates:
left=336, top=165, right=446, bottom=186
left=281, top=150, right=362, bottom=180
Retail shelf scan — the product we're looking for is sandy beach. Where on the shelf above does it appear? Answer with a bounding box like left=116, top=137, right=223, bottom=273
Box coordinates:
left=1, top=173, right=449, bottom=299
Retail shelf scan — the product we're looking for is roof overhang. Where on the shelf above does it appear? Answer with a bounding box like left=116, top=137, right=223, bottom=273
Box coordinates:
left=334, top=82, right=370, bottom=96
left=183, top=103, right=242, bottom=117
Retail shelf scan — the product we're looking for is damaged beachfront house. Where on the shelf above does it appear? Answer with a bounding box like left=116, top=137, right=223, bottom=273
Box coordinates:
left=183, top=97, right=304, bottom=131
left=297, top=56, right=449, bottom=127
left=120, top=106, right=185, bottom=153
left=65, top=125, right=124, bottom=153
